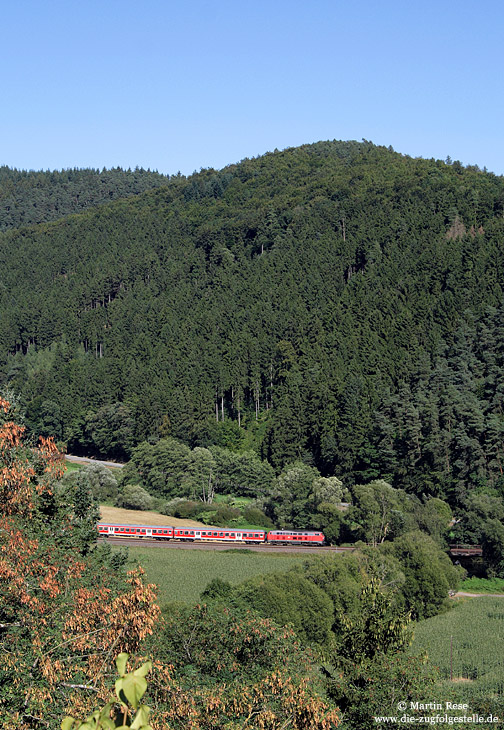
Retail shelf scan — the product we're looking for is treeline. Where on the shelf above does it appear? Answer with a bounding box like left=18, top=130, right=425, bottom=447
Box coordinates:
left=109, top=438, right=453, bottom=545
left=2, top=141, right=504, bottom=512
left=0, top=165, right=170, bottom=230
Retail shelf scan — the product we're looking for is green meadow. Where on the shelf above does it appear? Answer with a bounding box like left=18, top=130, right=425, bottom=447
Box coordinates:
left=412, top=597, right=504, bottom=713
left=120, top=546, right=309, bottom=605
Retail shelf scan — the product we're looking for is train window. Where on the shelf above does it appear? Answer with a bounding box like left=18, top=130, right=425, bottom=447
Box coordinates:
left=219, top=532, right=224, bottom=537
left=190, top=531, right=194, bottom=535
left=141, top=530, right=146, bottom=534
left=230, top=533, right=235, bottom=538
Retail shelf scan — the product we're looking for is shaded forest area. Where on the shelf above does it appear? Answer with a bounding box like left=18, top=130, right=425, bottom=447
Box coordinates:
left=2, top=140, right=504, bottom=509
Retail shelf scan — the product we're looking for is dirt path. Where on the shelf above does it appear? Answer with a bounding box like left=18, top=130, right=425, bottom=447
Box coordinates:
left=66, top=454, right=124, bottom=469
left=454, top=591, right=504, bottom=597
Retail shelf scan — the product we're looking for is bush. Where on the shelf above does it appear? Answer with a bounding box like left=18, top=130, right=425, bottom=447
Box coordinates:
left=59, top=463, right=119, bottom=503
left=160, top=497, right=187, bottom=516
left=207, top=505, right=241, bottom=526
left=233, top=571, right=334, bottom=647
left=171, top=500, right=205, bottom=519
left=242, top=506, right=274, bottom=528
left=116, top=484, right=154, bottom=511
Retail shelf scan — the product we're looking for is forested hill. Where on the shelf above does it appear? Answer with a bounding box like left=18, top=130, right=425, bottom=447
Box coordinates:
left=0, top=165, right=170, bottom=230
left=2, top=140, right=504, bottom=503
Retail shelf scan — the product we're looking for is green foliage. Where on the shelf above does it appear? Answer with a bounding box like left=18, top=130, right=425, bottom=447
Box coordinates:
left=3, top=141, right=504, bottom=507
left=165, top=498, right=204, bottom=519
left=325, top=652, right=437, bottom=730
left=122, top=437, right=275, bottom=503
left=382, top=530, right=463, bottom=618
left=122, top=438, right=192, bottom=499
left=231, top=570, right=334, bottom=647
left=62, top=653, right=153, bottom=730
left=241, top=505, right=274, bottom=528
left=348, top=480, right=416, bottom=545
left=55, top=468, right=101, bottom=554
left=85, top=403, right=136, bottom=461
left=200, top=577, right=235, bottom=601
left=61, top=462, right=119, bottom=502
left=301, top=552, right=367, bottom=637
left=0, top=165, right=169, bottom=231
left=201, top=503, right=241, bottom=526
left=154, top=602, right=308, bottom=686
left=335, top=576, right=412, bottom=663
left=116, top=484, right=154, bottom=511
left=461, top=576, right=504, bottom=593
left=266, top=461, right=320, bottom=528
left=481, top=518, right=504, bottom=577
left=453, top=492, right=504, bottom=545
left=416, top=497, right=453, bottom=545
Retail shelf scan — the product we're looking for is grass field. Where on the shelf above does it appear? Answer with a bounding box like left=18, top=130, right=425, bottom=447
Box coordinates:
left=118, top=546, right=309, bottom=605
left=64, top=461, right=82, bottom=473
left=412, top=597, right=504, bottom=707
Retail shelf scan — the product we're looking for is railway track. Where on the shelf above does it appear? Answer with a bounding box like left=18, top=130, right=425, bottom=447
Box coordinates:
left=100, top=537, right=353, bottom=554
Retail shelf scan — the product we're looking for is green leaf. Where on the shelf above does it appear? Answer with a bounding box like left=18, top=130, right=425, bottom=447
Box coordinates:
left=97, top=703, right=115, bottom=729
left=61, top=718, right=76, bottom=730
left=131, top=704, right=151, bottom=729
left=115, top=677, right=126, bottom=705
left=99, top=719, right=116, bottom=730
left=133, top=661, right=152, bottom=678
left=116, top=673, right=147, bottom=709
left=116, top=652, right=129, bottom=677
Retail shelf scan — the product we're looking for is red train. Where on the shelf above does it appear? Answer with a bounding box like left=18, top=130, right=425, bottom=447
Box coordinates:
left=97, top=523, right=325, bottom=546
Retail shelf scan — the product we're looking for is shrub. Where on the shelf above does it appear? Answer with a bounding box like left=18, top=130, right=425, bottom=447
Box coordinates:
left=160, top=497, right=187, bottom=515
left=116, top=484, right=154, bottom=511
left=242, top=505, right=274, bottom=528
left=171, top=499, right=205, bottom=519
left=207, top=504, right=241, bottom=526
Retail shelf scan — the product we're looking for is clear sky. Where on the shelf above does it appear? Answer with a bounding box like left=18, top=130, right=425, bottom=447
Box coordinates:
left=2, top=0, right=503, bottom=176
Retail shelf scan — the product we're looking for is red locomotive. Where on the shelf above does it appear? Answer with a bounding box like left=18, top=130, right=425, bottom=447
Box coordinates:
left=97, top=523, right=325, bottom=546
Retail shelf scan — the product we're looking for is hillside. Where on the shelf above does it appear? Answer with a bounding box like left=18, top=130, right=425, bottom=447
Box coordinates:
left=0, top=165, right=170, bottom=230
left=1, top=140, right=504, bottom=502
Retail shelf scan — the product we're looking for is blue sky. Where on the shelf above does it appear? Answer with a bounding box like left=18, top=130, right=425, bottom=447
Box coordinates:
left=2, top=0, right=503, bottom=175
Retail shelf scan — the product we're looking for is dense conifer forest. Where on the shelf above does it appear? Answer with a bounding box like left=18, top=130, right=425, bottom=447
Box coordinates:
left=1, top=140, right=504, bottom=509
left=0, top=166, right=170, bottom=230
